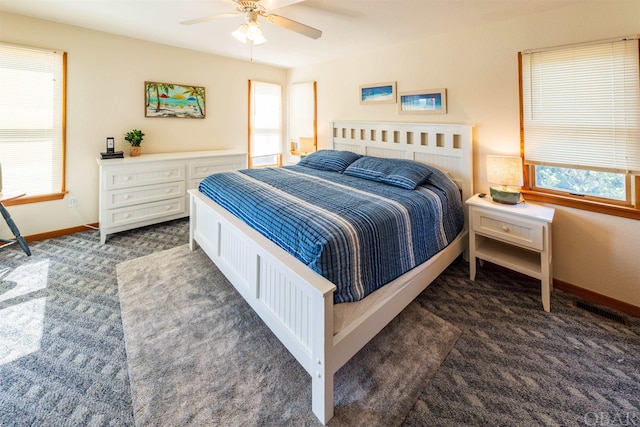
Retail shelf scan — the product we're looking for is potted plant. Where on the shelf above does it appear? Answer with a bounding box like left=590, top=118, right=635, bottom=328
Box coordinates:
left=124, top=129, right=145, bottom=157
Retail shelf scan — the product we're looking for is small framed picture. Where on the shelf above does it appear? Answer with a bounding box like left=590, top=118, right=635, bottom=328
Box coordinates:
left=399, top=88, right=447, bottom=114
left=359, top=81, right=396, bottom=105
left=106, top=137, right=115, bottom=153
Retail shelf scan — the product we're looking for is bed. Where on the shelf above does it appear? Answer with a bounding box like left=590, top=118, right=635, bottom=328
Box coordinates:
left=188, top=121, right=473, bottom=424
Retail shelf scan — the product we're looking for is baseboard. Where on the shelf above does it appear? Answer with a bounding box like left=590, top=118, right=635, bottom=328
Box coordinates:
left=554, top=279, right=640, bottom=318
left=23, top=223, right=99, bottom=242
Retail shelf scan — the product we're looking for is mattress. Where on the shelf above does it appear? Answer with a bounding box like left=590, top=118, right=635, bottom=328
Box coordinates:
left=198, top=163, right=463, bottom=304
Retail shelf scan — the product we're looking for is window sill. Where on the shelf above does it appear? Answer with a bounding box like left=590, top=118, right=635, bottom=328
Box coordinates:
left=522, top=190, right=640, bottom=220
left=2, top=192, right=66, bottom=206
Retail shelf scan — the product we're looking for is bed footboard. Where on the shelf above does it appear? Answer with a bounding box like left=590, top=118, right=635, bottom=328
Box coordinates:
left=189, top=189, right=337, bottom=424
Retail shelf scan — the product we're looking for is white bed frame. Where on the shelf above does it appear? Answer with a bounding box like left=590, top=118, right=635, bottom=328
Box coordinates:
left=188, top=121, right=473, bottom=424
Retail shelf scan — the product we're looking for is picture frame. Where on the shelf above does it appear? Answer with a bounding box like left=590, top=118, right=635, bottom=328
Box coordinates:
left=145, top=81, right=206, bottom=118
left=359, top=81, right=396, bottom=105
left=106, top=137, right=115, bottom=154
left=398, top=88, right=447, bottom=114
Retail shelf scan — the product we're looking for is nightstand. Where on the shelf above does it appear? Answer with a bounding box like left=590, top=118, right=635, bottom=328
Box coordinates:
left=466, top=194, right=555, bottom=311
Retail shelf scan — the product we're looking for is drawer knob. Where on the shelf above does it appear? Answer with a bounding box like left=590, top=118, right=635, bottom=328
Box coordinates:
left=124, top=213, right=130, bottom=218
left=501, top=225, right=510, bottom=232
left=166, top=172, right=172, bottom=177
left=166, top=206, right=171, bottom=210
left=124, top=195, right=130, bottom=200
left=166, top=189, right=171, bottom=193
left=124, top=176, right=131, bottom=181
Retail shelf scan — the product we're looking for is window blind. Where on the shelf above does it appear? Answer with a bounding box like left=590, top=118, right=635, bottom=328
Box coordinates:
left=0, top=43, right=65, bottom=196
left=250, top=81, right=282, bottom=158
left=522, top=38, right=640, bottom=174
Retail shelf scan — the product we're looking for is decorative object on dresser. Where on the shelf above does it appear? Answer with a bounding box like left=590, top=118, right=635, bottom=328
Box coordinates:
left=124, top=129, right=145, bottom=157
left=399, top=88, right=447, bottom=114
left=100, top=137, right=124, bottom=159
left=486, top=155, right=524, bottom=204
left=466, top=193, right=555, bottom=311
left=97, top=150, right=247, bottom=244
left=106, top=136, right=115, bottom=154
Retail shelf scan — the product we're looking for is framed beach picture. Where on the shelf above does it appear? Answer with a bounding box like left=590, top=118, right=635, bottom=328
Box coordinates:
left=399, top=88, right=447, bottom=114
left=359, top=81, right=396, bottom=105
left=145, top=81, right=206, bottom=118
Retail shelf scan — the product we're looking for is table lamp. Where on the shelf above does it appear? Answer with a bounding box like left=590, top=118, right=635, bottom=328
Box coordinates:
left=298, top=137, right=316, bottom=158
left=486, top=155, right=523, bottom=204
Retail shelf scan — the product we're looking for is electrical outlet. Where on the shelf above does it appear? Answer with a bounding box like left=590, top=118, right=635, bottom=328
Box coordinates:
left=68, top=196, right=78, bottom=208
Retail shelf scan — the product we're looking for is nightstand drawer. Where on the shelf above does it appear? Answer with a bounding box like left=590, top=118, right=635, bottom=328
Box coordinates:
left=471, top=208, right=544, bottom=250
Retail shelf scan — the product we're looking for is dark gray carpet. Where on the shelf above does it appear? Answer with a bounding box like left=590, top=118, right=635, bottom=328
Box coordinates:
left=116, top=245, right=460, bottom=426
left=1, top=218, right=639, bottom=426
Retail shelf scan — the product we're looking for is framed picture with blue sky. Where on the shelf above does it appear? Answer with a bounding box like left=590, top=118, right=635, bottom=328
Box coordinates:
left=359, top=81, right=396, bottom=105
left=399, top=88, right=447, bottom=114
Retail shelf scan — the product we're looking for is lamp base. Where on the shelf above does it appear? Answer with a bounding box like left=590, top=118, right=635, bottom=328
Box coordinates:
left=489, top=187, right=521, bottom=205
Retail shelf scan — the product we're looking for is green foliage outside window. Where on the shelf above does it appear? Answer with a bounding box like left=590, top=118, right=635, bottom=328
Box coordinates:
left=535, top=166, right=626, bottom=201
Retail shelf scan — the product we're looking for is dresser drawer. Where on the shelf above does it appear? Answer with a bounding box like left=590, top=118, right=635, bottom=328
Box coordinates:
left=103, top=197, right=186, bottom=227
left=471, top=208, right=544, bottom=251
left=189, top=156, right=246, bottom=180
left=105, top=163, right=185, bottom=190
left=105, top=181, right=186, bottom=209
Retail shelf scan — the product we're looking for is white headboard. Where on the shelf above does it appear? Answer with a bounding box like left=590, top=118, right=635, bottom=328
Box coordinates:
left=331, top=121, right=474, bottom=204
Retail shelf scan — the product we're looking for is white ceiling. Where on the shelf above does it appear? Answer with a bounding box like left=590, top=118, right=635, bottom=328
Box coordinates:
left=1, top=0, right=581, bottom=69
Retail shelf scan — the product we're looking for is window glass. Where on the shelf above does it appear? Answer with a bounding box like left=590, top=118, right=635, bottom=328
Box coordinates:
left=0, top=43, right=65, bottom=198
left=289, top=81, right=316, bottom=156
left=249, top=81, right=282, bottom=167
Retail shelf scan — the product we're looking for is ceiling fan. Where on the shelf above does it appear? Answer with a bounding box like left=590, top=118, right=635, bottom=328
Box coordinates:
left=180, top=0, right=322, bottom=45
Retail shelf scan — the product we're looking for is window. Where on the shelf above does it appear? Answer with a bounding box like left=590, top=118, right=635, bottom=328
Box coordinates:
left=519, top=37, right=640, bottom=219
left=289, top=81, right=317, bottom=157
left=248, top=80, right=282, bottom=168
left=0, top=43, right=66, bottom=204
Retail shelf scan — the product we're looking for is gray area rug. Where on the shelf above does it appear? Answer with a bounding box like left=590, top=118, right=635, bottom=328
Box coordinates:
left=116, top=244, right=461, bottom=426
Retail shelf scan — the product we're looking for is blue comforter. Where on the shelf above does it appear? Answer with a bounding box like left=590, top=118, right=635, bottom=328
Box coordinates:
left=199, top=165, right=463, bottom=304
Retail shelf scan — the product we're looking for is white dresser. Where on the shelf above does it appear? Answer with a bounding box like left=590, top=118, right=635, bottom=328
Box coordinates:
left=97, top=150, right=247, bottom=244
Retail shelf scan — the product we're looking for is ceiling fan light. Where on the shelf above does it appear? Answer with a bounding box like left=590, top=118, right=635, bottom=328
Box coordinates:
left=232, top=23, right=248, bottom=43
left=246, top=20, right=265, bottom=40
left=251, top=30, right=267, bottom=45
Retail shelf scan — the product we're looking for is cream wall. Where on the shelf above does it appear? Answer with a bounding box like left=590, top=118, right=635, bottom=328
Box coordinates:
left=288, top=1, right=640, bottom=308
left=0, top=12, right=286, bottom=237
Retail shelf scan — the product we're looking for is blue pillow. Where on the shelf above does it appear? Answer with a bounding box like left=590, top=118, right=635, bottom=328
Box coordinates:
left=298, top=149, right=361, bottom=172
left=343, top=156, right=435, bottom=190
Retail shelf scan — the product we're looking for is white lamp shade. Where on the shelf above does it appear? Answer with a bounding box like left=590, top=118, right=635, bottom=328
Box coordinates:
left=486, top=155, right=523, bottom=187
left=233, top=16, right=266, bottom=45
left=232, top=23, right=248, bottom=43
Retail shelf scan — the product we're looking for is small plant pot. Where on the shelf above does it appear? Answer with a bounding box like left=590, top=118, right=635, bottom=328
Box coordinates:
left=130, top=146, right=141, bottom=157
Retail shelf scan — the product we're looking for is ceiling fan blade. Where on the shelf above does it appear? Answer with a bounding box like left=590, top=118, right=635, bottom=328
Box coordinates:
left=265, top=14, right=322, bottom=39
left=180, top=13, right=239, bottom=25
left=259, top=0, right=306, bottom=11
